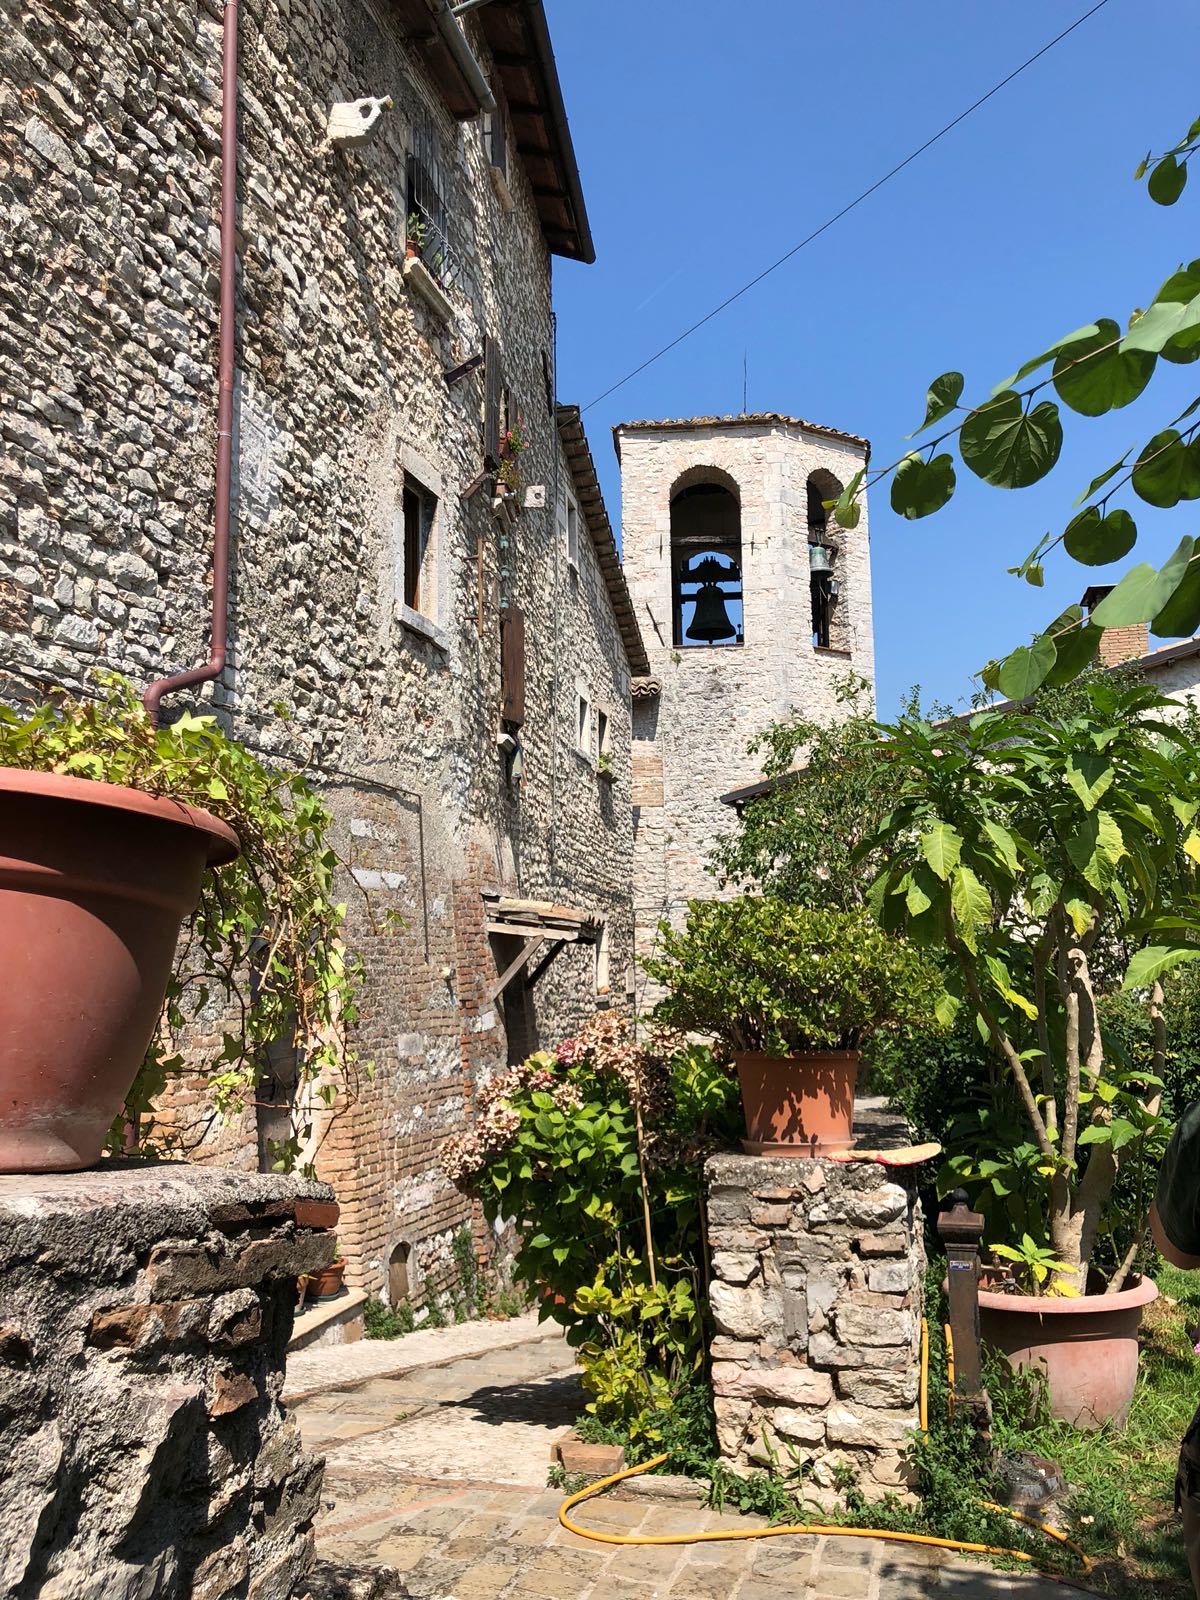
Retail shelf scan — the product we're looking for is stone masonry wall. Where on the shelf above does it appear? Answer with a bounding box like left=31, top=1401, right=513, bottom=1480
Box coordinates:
left=617, top=420, right=872, bottom=1009
left=705, top=1152, right=923, bottom=1505
left=0, top=1162, right=337, bottom=1600
left=0, top=0, right=636, bottom=1303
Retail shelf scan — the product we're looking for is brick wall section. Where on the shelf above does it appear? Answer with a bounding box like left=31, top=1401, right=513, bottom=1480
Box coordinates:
left=0, top=0, right=635, bottom=1304
left=705, top=1151, right=924, bottom=1505
left=617, top=420, right=873, bottom=1008
left=1097, top=623, right=1149, bottom=666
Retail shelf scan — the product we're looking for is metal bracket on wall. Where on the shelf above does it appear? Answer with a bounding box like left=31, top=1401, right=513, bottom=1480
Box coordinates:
left=444, top=352, right=484, bottom=386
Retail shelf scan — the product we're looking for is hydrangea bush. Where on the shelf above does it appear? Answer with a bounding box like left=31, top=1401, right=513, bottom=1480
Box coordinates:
left=442, top=1012, right=740, bottom=1441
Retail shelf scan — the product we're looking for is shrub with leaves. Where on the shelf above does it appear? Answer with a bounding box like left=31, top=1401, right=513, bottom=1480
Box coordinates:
left=865, top=675, right=1200, bottom=1293
left=0, top=674, right=366, bottom=1169
left=643, top=898, right=942, bottom=1059
left=441, top=1012, right=740, bottom=1440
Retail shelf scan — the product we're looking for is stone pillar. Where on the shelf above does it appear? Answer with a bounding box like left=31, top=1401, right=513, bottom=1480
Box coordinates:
left=0, top=1163, right=338, bottom=1600
left=705, top=1146, right=924, bottom=1504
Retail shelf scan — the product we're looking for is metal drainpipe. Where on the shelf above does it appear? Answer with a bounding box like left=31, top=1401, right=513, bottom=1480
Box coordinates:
left=143, top=0, right=239, bottom=726
left=433, top=0, right=496, bottom=114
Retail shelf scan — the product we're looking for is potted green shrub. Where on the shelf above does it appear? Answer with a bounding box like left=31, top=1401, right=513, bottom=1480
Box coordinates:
left=405, top=211, right=427, bottom=260
left=307, top=1239, right=348, bottom=1300
left=866, top=676, right=1200, bottom=1424
left=643, top=898, right=939, bottom=1156
left=0, top=674, right=363, bottom=1175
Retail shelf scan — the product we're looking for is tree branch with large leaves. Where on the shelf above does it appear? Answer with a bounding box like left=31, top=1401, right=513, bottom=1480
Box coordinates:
left=830, top=113, right=1200, bottom=701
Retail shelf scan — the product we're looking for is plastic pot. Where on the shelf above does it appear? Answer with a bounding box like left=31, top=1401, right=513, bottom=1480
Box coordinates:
left=978, top=1274, right=1158, bottom=1428
left=734, top=1050, right=859, bottom=1157
left=0, top=768, right=239, bottom=1172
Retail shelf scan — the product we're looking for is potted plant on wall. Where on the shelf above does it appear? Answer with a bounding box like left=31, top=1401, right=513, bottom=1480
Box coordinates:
left=405, top=212, right=427, bottom=261
left=865, top=675, right=1200, bottom=1425
left=643, top=898, right=940, bottom=1156
left=0, top=674, right=365, bottom=1175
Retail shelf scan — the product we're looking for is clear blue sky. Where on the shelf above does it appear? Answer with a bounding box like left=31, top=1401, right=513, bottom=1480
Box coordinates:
left=547, top=0, right=1199, bottom=717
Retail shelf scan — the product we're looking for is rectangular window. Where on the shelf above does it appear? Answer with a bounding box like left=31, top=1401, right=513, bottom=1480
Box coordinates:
left=482, top=89, right=506, bottom=177
left=407, top=112, right=459, bottom=287
left=566, top=497, right=580, bottom=569
left=577, top=693, right=591, bottom=756
left=403, top=474, right=436, bottom=614
left=597, top=709, right=610, bottom=763
left=595, top=922, right=611, bottom=997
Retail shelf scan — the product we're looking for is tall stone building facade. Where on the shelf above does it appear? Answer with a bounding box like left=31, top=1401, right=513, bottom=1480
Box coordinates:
left=615, top=415, right=873, bottom=1003
left=1, top=0, right=647, bottom=1308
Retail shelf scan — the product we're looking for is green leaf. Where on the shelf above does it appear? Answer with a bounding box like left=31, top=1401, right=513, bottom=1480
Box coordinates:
left=1131, top=429, right=1193, bottom=508
left=908, top=372, right=964, bottom=437
left=1062, top=506, right=1137, bottom=567
left=981, top=818, right=1019, bottom=872
left=1153, top=552, right=1200, bottom=639
left=890, top=452, right=956, bottom=520
left=1064, top=897, right=1095, bottom=938
left=1065, top=753, right=1115, bottom=812
left=992, top=324, right=1098, bottom=396
left=1052, top=318, right=1155, bottom=416
left=1043, top=609, right=1103, bottom=687
left=1073, top=456, right=1129, bottom=507
left=921, top=822, right=963, bottom=882
left=1092, top=538, right=1195, bottom=627
left=905, top=873, right=933, bottom=916
left=1122, top=944, right=1200, bottom=991
left=1065, top=810, right=1126, bottom=892
left=1149, top=154, right=1188, bottom=206
left=1122, top=291, right=1200, bottom=356
left=996, top=634, right=1056, bottom=700
left=950, top=865, right=991, bottom=952
left=934, top=991, right=961, bottom=1028
left=960, top=393, right=1063, bottom=489
left=829, top=469, right=865, bottom=530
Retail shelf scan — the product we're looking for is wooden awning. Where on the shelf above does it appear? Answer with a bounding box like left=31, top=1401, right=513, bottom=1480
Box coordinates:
left=483, top=893, right=602, bottom=1001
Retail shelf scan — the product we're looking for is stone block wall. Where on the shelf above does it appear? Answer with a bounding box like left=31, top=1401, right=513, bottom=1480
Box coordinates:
left=616, top=417, right=873, bottom=1009
left=0, top=0, right=638, bottom=1305
left=705, top=1151, right=924, bottom=1504
left=0, top=1162, right=337, bottom=1599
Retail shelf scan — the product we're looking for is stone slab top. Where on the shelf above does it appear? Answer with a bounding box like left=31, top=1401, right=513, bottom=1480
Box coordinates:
left=706, top=1098, right=914, bottom=1187
left=0, top=1160, right=335, bottom=1269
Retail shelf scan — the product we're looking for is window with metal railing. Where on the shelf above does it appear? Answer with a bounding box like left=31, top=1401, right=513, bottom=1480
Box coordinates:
left=406, top=113, right=461, bottom=289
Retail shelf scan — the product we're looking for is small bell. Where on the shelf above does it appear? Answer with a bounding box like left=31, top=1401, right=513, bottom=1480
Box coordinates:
left=809, top=544, right=834, bottom=578
left=686, top=583, right=736, bottom=643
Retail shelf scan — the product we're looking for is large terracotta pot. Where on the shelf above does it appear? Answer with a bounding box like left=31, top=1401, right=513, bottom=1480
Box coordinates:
left=734, top=1050, right=859, bottom=1157
left=978, top=1274, right=1158, bottom=1428
left=0, top=768, right=239, bottom=1173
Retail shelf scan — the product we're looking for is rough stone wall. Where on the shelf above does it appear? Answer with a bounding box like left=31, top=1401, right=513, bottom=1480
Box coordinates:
left=0, top=0, right=635, bottom=1304
left=617, top=421, right=873, bottom=1007
left=0, top=1162, right=336, bottom=1600
left=705, top=1151, right=923, bottom=1505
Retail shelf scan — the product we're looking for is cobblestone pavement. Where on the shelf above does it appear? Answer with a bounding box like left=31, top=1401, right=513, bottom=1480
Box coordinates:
left=290, top=1326, right=1077, bottom=1600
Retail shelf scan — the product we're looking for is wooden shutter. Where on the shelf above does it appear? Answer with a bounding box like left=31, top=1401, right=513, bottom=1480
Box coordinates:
left=484, top=334, right=502, bottom=467
left=500, top=605, right=525, bottom=727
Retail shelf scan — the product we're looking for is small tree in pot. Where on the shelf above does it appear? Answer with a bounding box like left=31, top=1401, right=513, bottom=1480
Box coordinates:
left=864, top=677, right=1200, bottom=1423
left=643, top=899, right=941, bottom=1156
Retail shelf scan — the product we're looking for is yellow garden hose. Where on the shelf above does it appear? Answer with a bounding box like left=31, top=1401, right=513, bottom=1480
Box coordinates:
left=557, top=1318, right=1089, bottom=1575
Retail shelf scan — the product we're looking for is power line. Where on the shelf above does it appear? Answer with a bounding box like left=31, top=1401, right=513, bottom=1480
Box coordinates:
left=582, top=0, right=1112, bottom=414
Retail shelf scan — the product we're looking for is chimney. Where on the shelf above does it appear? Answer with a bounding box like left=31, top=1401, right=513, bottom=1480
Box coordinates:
left=1081, top=585, right=1148, bottom=667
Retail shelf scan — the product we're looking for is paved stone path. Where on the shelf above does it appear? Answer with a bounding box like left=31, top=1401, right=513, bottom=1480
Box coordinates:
left=290, top=1323, right=1078, bottom=1600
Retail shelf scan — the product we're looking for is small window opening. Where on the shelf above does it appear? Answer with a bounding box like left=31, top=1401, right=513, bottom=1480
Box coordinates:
left=565, top=495, right=580, bottom=569
left=482, top=88, right=507, bottom=177
left=597, top=708, right=610, bottom=763
left=670, top=479, right=743, bottom=647
left=403, top=474, right=436, bottom=615
left=389, top=1242, right=411, bottom=1305
left=407, top=112, right=459, bottom=286
left=595, top=922, right=611, bottom=996
left=577, top=693, right=591, bottom=756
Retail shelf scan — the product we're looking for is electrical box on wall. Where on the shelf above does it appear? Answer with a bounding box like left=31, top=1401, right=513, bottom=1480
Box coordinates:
left=524, top=484, right=546, bottom=509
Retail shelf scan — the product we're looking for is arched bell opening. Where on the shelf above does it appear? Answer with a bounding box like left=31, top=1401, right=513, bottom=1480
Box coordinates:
left=806, top=469, right=845, bottom=650
left=670, top=474, right=743, bottom=649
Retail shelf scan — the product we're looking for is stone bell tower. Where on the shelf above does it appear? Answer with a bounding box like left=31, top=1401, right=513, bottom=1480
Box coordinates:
left=615, top=412, right=874, bottom=1004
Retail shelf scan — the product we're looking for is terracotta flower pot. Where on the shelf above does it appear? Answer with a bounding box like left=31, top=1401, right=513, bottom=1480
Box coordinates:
left=978, top=1273, right=1158, bottom=1428
left=734, top=1049, right=858, bottom=1157
left=0, top=768, right=239, bottom=1173
left=310, top=1258, right=347, bottom=1301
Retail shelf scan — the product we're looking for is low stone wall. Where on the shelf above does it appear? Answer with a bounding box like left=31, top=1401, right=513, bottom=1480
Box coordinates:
left=705, top=1146, right=924, bottom=1503
left=0, top=1162, right=337, bottom=1600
